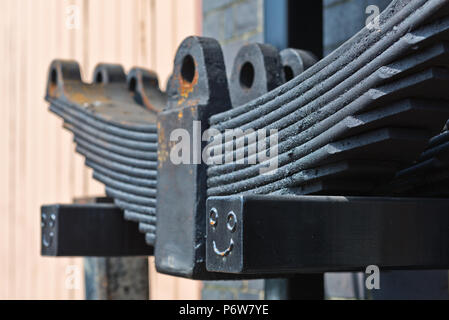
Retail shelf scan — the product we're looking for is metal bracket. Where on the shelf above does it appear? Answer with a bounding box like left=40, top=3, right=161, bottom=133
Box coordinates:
left=229, top=43, right=284, bottom=107
left=206, top=195, right=449, bottom=276
left=41, top=204, right=153, bottom=256
left=155, top=36, right=233, bottom=279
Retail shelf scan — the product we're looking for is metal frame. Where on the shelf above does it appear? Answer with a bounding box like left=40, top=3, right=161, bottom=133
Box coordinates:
left=206, top=195, right=449, bottom=276
left=41, top=203, right=153, bottom=257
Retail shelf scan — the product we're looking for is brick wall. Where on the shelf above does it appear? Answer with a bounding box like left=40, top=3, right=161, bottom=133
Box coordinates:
left=203, top=0, right=264, bottom=76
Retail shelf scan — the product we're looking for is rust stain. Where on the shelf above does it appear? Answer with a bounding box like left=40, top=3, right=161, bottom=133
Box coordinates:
left=64, top=83, right=110, bottom=105
left=48, top=83, right=59, bottom=98
left=68, top=92, right=90, bottom=104
left=141, top=94, right=159, bottom=113
left=186, top=99, right=200, bottom=107
left=176, top=61, right=199, bottom=106
left=157, top=124, right=168, bottom=169
left=138, top=71, right=160, bottom=113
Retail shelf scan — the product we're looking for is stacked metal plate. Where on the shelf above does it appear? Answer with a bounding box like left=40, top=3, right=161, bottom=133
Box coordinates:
left=45, top=61, right=165, bottom=246
left=206, top=0, right=449, bottom=197
left=387, top=119, right=449, bottom=196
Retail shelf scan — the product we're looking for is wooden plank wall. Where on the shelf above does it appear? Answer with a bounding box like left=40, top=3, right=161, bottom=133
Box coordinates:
left=0, top=0, right=202, bottom=300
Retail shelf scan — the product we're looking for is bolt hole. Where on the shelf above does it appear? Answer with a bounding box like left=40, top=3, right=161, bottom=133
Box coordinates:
left=209, top=208, right=218, bottom=228
left=129, top=77, right=137, bottom=92
left=284, top=66, right=294, bottom=82
left=95, top=72, right=103, bottom=83
left=181, top=55, right=195, bottom=83
left=50, top=69, right=58, bottom=85
left=239, top=62, right=255, bottom=89
left=227, top=211, right=237, bottom=232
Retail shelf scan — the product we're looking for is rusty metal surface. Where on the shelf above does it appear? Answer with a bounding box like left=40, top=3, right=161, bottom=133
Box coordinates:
left=206, top=0, right=449, bottom=197
left=280, top=48, right=317, bottom=81
left=45, top=61, right=163, bottom=247
left=154, top=38, right=312, bottom=279
left=41, top=0, right=449, bottom=282
left=386, top=120, right=449, bottom=196
left=229, top=43, right=284, bottom=107
left=205, top=195, right=449, bottom=275
left=155, top=36, right=233, bottom=279
left=41, top=203, right=153, bottom=256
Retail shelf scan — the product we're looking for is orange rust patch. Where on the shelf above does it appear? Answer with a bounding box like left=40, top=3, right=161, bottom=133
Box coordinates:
left=68, top=92, right=90, bottom=104
left=135, top=71, right=160, bottom=113
left=157, top=125, right=168, bottom=169
left=142, top=94, right=160, bottom=113
left=64, top=84, right=110, bottom=105
left=48, top=83, right=59, bottom=98
left=186, top=99, right=200, bottom=107
left=176, top=61, right=199, bottom=106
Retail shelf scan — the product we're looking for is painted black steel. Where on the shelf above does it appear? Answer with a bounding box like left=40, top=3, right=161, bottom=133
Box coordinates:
left=41, top=204, right=153, bottom=257
left=206, top=0, right=449, bottom=197
left=280, top=48, right=317, bottom=81
left=229, top=43, right=284, bottom=107
left=206, top=195, right=449, bottom=275
left=41, top=0, right=449, bottom=282
left=155, top=36, right=234, bottom=279
left=45, top=62, right=162, bottom=246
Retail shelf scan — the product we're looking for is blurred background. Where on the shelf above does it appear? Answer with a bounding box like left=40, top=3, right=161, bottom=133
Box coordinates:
left=1, top=0, right=447, bottom=300
left=0, top=0, right=202, bottom=300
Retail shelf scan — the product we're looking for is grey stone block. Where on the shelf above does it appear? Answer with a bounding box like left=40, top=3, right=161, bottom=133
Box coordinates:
left=203, top=10, right=224, bottom=40
left=202, top=0, right=234, bottom=14
left=233, top=0, right=261, bottom=37
left=323, top=0, right=393, bottom=55
left=224, top=7, right=235, bottom=40
left=323, top=0, right=364, bottom=49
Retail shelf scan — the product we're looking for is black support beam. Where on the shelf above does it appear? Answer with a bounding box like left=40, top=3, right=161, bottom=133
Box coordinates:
left=41, top=204, right=153, bottom=257
left=206, top=195, right=449, bottom=276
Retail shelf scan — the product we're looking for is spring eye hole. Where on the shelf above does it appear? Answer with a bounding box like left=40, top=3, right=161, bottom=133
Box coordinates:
left=50, top=69, right=58, bottom=85
left=284, top=66, right=294, bottom=82
left=95, top=72, right=104, bottom=83
left=129, top=77, right=137, bottom=92
left=181, top=55, right=196, bottom=83
left=239, top=62, right=255, bottom=89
